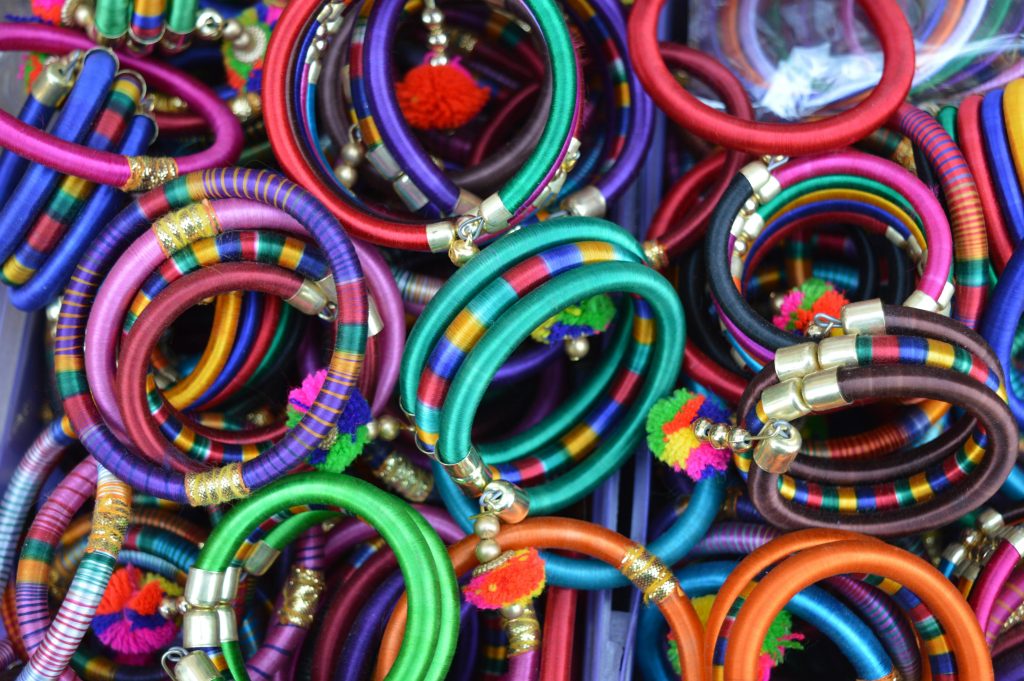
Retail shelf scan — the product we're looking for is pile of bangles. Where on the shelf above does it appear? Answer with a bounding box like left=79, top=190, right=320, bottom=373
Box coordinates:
left=5, top=0, right=1024, bottom=679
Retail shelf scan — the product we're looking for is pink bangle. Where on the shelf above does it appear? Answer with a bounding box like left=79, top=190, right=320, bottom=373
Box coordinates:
left=0, top=24, right=243, bottom=190
left=773, top=151, right=954, bottom=304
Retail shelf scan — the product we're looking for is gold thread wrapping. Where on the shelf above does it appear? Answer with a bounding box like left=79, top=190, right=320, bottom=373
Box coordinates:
left=618, top=545, right=679, bottom=605
left=122, top=155, right=180, bottom=192
left=278, top=567, right=324, bottom=627
left=86, top=479, right=131, bottom=555
left=373, top=451, right=433, bottom=503
left=505, top=604, right=540, bottom=656
left=184, top=463, right=250, bottom=507
left=152, top=201, right=219, bottom=256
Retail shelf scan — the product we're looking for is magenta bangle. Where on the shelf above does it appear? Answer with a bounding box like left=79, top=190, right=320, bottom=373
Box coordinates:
left=772, top=151, right=953, bottom=302
left=0, top=24, right=243, bottom=189
left=971, top=537, right=1024, bottom=646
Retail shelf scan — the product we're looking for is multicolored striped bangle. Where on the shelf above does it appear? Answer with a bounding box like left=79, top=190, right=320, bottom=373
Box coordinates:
left=57, top=169, right=368, bottom=505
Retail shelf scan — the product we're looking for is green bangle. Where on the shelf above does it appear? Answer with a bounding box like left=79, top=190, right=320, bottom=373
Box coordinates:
left=440, top=261, right=683, bottom=514
left=189, top=473, right=459, bottom=681
left=94, top=0, right=130, bottom=37
left=166, top=0, right=198, bottom=36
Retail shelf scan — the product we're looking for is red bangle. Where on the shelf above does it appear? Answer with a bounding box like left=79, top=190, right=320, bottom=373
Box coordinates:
left=958, top=94, right=1013, bottom=273
left=627, top=0, right=916, bottom=155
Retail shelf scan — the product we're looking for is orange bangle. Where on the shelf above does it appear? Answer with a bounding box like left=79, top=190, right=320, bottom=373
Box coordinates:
left=722, top=535, right=992, bottom=681
left=373, top=517, right=706, bottom=681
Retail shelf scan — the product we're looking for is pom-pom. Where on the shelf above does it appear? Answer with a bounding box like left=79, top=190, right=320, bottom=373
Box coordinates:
left=287, top=370, right=371, bottom=473
left=463, top=548, right=546, bottom=609
left=221, top=5, right=274, bottom=93
left=667, top=596, right=803, bottom=679
left=30, top=0, right=62, bottom=24
left=93, top=566, right=181, bottom=665
left=645, top=388, right=732, bottom=481
left=531, top=294, right=616, bottom=344
left=772, top=278, right=849, bottom=334
left=396, top=56, right=490, bottom=131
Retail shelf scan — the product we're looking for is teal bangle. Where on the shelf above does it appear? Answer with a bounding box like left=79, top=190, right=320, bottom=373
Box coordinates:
left=438, top=261, right=683, bottom=514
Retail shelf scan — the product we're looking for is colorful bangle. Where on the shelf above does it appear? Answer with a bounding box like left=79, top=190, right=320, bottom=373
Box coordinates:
left=628, top=0, right=914, bottom=155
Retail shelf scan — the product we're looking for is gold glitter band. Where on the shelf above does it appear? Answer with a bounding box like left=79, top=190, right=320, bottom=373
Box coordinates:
left=184, top=463, right=250, bottom=507
left=505, top=604, right=540, bottom=656
left=122, top=155, right=179, bottom=192
left=618, top=545, right=679, bottom=605
left=86, top=482, right=131, bottom=555
left=278, top=567, right=325, bottom=628
left=373, top=450, right=434, bottom=503
left=152, top=201, right=219, bottom=256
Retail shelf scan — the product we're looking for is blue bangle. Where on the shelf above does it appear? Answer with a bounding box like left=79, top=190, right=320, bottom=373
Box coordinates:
left=433, top=461, right=726, bottom=589
left=0, top=49, right=117, bottom=265
left=981, top=88, right=1024, bottom=242
left=636, top=561, right=894, bottom=681
left=8, top=113, right=154, bottom=311
left=0, top=90, right=59, bottom=206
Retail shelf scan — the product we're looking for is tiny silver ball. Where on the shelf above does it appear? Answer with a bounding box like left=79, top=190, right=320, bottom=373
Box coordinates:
left=222, top=19, right=243, bottom=41
left=475, top=539, right=501, bottom=563
left=564, top=336, right=589, bottom=361
left=334, top=163, right=357, bottom=188
left=377, top=415, right=401, bottom=441
left=340, top=142, right=364, bottom=167
left=500, top=603, right=524, bottom=619
left=73, top=4, right=93, bottom=26
left=159, top=597, right=179, bottom=619
left=427, top=33, right=449, bottom=49
left=421, top=8, right=444, bottom=26
left=473, top=515, right=500, bottom=539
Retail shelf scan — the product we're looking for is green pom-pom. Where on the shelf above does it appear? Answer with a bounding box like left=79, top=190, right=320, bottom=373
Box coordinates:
left=286, top=407, right=369, bottom=473
left=667, top=638, right=681, bottom=676
left=529, top=294, right=616, bottom=344
left=572, top=294, right=616, bottom=332
left=645, top=388, right=698, bottom=457
left=763, top=609, right=803, bottom=663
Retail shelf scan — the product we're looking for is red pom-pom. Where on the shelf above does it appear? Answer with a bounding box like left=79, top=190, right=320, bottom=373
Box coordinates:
left=396, top=57, right=490, bottom=131
left=463, top=548, right=546, bottom=609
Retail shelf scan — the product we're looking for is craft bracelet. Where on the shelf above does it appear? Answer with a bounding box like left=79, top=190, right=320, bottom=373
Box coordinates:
left=56, top=169, right=368, bottom=504
left=0, top=24, right=242, bottom=189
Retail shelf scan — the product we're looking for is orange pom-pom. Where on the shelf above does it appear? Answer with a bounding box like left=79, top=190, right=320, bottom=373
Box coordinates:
left=811, top=288, right=849, bottom=320
left=463, top=548, right=546, bottom=609
left=396, top=57, right=489, bottom=131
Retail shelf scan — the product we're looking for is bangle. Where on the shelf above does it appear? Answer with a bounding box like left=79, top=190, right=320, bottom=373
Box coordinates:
left=638, top=560, right=894, bottom=681
left=644, top=44, right=752, bottom=261
left=264, top=0, right=579, bottom=253
left=628, top=0, right=914, bottom=155
left=375, top=517, right=706, bottom=681
left=719, top=532, right=991, bottom=681
left=57, top=169, right=368, bottom=504
left=706, top=153, right=954, bottom=360
left=179, top=472, right=459, bottom=681
left=0, top=24, right=242, bottom=189
left=740, top=361, right=1014, bottom=536
left=959, top=94, right=1013, bottom=273
left=981, top=242, right=1024, bottom=423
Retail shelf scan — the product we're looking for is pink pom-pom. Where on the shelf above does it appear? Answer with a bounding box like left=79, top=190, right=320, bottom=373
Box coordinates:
left=682, top=443, right=731, bottom=481
left=289, top=369, right=327, bottom=413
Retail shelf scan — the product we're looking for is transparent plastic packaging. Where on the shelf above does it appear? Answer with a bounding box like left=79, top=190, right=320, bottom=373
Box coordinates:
left=688, top=0, right=1024, bottom=120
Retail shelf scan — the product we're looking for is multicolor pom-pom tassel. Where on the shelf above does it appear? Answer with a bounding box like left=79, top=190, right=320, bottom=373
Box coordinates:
left=286, top=369, right=371, bottom=474
left=645, top=388, right=732, bottom=481
left=92, top=565, right=181, bottom=665
left=221, top=1, right=280, bottom=94
left=667, top=595, right=804, bottom=681
left=396, top=56, right=490, bottom=131
left=771, top=278, right=849, bottom=335
left=463, top=548, right=546, bottom=610
left=530, top=294, right=616, bottom=345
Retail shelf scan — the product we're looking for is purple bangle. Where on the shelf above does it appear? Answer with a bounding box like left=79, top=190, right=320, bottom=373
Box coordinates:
left=58, top=170, right=368, bottom=504
left=0, top=25, right=243, bottom=189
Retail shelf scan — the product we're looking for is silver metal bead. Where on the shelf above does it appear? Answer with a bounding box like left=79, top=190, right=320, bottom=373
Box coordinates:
left=708, top=423, right=731, bottom=449
left=475, top=539, right=502, bottom=563
left=222, top=18, right=243, bottom=41
left=376, top=415, right=402, bottom=441
left=691, top=417, right=713, bottom=441
left=727, top=428, right=752, bottom=452
left=340, top=142, right=364, bottom=167
left=473, top=515, right=501, bottom=539
left=564, top=336, right=590, bottom=361
left=500, top=603, right=525, bottom=619
left=333, top=163, right=357, bottom=188
left=421, top=8, right=444, bottom=25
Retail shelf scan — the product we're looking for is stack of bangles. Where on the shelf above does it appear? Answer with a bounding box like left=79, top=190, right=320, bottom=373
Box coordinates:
left=8, top=0, right=1024, bottom=678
